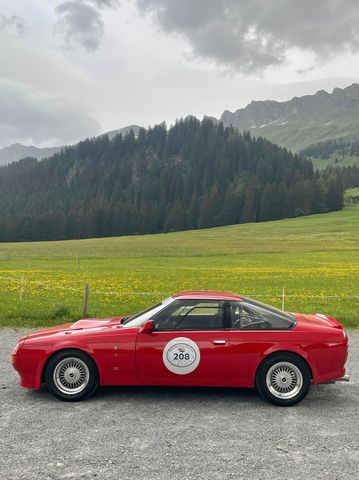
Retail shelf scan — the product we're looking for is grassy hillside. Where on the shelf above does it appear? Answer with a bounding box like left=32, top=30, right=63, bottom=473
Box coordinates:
left=253, top=110, right=359, bottom=154
left=0, top=205, right=358, bottom=328
left=311, top=153, right=359, bottom=170
left=299, top=135, right=359, bottom=169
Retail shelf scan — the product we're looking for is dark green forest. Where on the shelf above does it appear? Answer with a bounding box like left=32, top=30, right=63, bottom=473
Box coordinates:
left=0, top=118, right=346, bottom=242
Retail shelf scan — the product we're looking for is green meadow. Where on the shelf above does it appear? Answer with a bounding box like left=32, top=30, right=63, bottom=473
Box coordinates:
left=0, top=204, right=358, bottom=328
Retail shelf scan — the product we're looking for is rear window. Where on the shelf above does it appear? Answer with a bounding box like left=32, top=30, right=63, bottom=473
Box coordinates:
left=230, top=298, right=296, bottom=330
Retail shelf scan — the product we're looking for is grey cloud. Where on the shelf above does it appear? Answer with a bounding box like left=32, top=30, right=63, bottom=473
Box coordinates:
left=89, top=0, right=119, bottom=7
left=54, top=0, right=118, bottom=52
left=0, top=80, right=100, bottom=147
left=297, top=66, right=317, bottom=76
left=0, top=12, right=25, bottom=35
left=135, top=0, right=359, bottom=72
left=55, top=1, right=104, bottom=51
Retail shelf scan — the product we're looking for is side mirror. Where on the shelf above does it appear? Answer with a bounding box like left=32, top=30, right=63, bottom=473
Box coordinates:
left=140, top=319, right=154, bottom=334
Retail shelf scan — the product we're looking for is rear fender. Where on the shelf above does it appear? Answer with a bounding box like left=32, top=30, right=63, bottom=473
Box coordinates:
left=261, top=344, right=316, bottom=380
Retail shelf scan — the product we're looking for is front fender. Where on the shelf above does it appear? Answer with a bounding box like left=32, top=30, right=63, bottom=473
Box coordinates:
left=17, top=340, right=96, bottom=390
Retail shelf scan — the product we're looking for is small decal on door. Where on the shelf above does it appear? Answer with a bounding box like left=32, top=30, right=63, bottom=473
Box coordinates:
left=163, top=337, right=201, bottom=375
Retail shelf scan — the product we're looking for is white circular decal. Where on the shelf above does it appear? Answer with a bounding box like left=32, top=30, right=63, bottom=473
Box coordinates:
left=163, top=337, right=201, bottom=375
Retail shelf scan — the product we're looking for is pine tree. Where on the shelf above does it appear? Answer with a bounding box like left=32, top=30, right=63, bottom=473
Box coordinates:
left=242, top=183, right=259, bottom=223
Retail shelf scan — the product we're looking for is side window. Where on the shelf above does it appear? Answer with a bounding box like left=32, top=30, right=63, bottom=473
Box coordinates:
left=176, top=303, right=224, bottom=330
left=152, top=301, right=184, bottom=331
left=153, top=300, right=225, bottom=331
left=230, top=300, right=295, bottom=330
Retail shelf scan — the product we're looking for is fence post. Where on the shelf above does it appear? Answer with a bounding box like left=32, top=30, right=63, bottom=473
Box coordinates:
left=281, top=288, right=285, bottom=311
left=83, top=283, right=90, bottom=317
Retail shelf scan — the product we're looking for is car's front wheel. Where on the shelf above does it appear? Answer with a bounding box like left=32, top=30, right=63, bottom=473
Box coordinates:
left=256, top=353, right=311, bottom=406
left=44, top=349, right=99, bottom=401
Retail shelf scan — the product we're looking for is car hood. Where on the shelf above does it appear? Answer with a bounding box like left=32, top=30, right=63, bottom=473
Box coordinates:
left=22, top=316, right=126, bottom=342
left=292, top=312, right=343, bottom=329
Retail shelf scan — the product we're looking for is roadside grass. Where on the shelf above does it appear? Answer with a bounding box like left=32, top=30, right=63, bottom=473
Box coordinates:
left=0, top=205, right=358, bottom=329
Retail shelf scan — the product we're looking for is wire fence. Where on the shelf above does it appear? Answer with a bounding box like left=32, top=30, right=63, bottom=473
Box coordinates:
left=1, top=274, right=358, bottom=316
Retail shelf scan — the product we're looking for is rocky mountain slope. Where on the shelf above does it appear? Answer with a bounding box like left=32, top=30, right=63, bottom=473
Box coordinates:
left=217, top=83, right=359, bottom=154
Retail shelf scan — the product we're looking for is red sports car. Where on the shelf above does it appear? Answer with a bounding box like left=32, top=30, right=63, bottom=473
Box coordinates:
left=12, top=291, right=349, bottom=406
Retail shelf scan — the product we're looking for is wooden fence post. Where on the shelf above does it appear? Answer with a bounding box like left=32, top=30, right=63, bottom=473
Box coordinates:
left=83, top=283, right=90, bottom=317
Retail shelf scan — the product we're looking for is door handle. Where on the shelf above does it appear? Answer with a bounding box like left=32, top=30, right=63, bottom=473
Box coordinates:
left=213, top=340, right=226, bottom=345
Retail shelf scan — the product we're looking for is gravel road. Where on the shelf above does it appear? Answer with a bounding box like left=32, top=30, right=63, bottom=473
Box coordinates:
left=0, top=328, right=358, bottom=480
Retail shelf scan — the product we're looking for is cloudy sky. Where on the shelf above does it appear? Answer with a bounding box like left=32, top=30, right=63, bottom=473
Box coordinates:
left=1, top=0, right=359, bottom=148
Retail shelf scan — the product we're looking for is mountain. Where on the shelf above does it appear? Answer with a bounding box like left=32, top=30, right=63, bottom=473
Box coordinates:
left=216, top=83, right=359, bottom=157
left=103, top=124, right=141, bottom=140
left=0, top=143, right=62, bottom=166
left=3, top=84, right=359, bottom=169
left=0, top=125, right=141, bottom=166
left=0, top=118, right=345, bottom=243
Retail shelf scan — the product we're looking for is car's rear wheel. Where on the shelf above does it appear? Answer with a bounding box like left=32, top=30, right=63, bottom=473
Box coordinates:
left=256, top=353, right=311, bottom=406
left=44, top=349, right=99, bottom=401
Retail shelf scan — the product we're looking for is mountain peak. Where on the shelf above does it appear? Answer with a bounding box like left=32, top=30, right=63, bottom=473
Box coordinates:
left=103, top=124, right=141, bottom=140
left=314, top=89, right=330, bottom=97
left=344, top=83, right=359, bottom=98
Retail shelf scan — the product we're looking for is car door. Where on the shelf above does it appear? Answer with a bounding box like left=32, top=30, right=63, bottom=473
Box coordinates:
left=136, top=299, right=230, bottom=386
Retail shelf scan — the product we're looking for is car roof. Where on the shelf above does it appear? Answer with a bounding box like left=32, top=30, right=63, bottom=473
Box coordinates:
left=172, top=290, right=242, bottom=301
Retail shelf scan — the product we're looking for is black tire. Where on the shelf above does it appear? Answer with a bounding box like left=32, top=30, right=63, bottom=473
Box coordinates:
left=256, top=353, right=311, bottom=406
left=44, top=349, right=99, bottom=402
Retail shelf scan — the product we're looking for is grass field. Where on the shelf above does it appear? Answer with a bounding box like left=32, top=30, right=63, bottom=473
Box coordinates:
left=0, top=204, right=358, bottom=328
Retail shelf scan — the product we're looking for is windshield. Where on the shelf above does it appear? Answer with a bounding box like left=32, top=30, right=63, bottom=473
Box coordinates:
left=122, top=297, right=174, bottom=328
